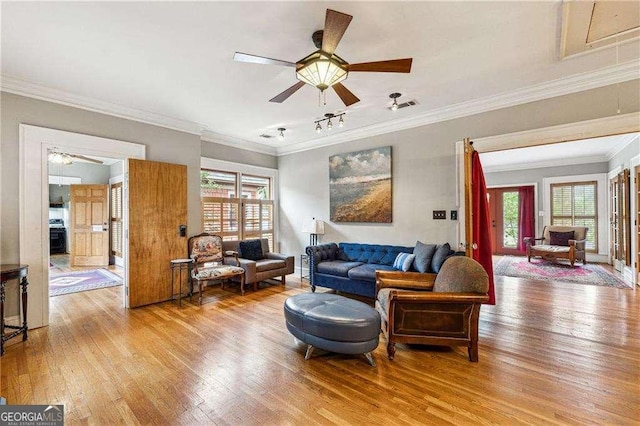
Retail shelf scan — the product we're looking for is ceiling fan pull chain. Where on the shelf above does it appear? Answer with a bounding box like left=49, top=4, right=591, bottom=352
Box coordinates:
left=323, top=90, right=327, bottom=106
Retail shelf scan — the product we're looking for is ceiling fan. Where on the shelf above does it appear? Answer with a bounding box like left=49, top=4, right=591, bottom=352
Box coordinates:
left=233, top=9, right=413, bottom=107
left=48, top=151, right=104, bottom=165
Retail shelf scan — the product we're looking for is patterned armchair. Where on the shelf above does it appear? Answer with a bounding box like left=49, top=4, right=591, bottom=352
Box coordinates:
left=375, top=256, right=490, bottom=362
left=188, top=233, right=246, bottom=304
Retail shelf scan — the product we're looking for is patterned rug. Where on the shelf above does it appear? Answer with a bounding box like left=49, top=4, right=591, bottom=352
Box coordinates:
left=494, top=256, right=631, bottom=289
left=50, top=269, right=123, bottom=296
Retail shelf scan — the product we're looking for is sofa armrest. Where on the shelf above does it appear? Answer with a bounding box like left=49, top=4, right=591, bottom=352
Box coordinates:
left=523, top=236, right=544, bottom=246
left=390, top=291, right=489, bottom=304
left=266, top=252, right=295, bottom=274
left=376, top=270, right=436, bottom=293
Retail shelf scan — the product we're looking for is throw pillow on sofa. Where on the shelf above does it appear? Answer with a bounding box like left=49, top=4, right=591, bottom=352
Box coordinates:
left=393, top=252, right=416, bottom=272
left=238, top=239, right=264, bottom=261
left=549, top=231, right=574, bottom=246
left=431, top=243, right=453, bottom=273
left=412, top=241, right=437, bottom=273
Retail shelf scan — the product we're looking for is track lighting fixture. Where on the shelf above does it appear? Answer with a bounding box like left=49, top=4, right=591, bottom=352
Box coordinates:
left=277, top=127, right=286, bottom=140
left=389, top=92, right=401, bottom=111
left=314, top=112, right=346, bottom=133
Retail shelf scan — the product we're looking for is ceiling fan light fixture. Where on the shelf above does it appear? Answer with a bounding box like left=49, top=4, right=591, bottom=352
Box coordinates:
left=338, top=115, right=344, bottom=127
left=296, top=50, right=348, bottom=92
left=389, top=92, right=401, bottom=111
left=277, top=127, right=286, bottom=141
left=315, top=122, right=322, bottom=133
left=48, top=151, right=73, bottom=165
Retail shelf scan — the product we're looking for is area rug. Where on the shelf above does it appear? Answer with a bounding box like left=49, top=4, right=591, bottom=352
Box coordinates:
left=50, top=269, right=123, bottom=296
left=494, top=256, right=630, bottom=289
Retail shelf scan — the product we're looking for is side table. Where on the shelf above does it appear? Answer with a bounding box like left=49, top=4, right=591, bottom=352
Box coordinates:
left=300, top=254, right=310, bottom=281
left=1, top=264, right=28, bottom=356
left=170, top=259, right=194, bottom=307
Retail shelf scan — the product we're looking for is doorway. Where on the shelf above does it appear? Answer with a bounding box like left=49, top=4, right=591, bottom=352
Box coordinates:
left=487, top=186, right=535, bottom=255
left=47, top=157, right=125, bottom=300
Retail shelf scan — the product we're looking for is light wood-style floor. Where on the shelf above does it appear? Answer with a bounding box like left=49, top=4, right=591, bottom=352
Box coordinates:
left=50, top=253, right=124, bottom=278
left=1, top=274, right=638, bottom=424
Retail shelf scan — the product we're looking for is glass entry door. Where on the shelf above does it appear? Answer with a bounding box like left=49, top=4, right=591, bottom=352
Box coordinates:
left=487, top=187, right=530, bottom=255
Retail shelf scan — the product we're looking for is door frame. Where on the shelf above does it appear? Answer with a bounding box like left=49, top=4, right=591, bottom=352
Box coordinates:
left=631, top=155, right=640, bottom=286
left=19, top=124, right=145, bottom=328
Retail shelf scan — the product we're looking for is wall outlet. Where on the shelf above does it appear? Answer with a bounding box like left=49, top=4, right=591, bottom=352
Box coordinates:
left=450, top=210, right=458, bottom=220
left=433, top=210, right=447, bottom=220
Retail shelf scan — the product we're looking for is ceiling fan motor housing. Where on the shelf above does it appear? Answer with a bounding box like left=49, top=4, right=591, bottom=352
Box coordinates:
left=312, top=30, right=324, bottom=49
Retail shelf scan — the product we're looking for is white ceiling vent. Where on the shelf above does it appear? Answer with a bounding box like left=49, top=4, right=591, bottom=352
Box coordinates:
left=389, top=100, right=418, bottom=110
left=259, top=134, right=274, bottom=139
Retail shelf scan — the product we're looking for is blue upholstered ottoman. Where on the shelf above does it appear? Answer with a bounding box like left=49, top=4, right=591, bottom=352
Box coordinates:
left=284, top=293, right=381, bottom=366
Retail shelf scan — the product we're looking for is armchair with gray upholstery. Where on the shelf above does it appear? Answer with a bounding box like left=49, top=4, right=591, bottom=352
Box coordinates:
left=375, top=256, right=490, bottom=362
left=223, top=238, right=294, bottom=290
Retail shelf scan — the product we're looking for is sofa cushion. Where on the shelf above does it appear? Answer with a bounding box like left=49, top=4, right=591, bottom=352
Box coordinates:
left=347, top=264, right=396, bottom=282
left=255, top=259, right=286, bottom=272
left=238, top=239, right=263, bottom=261
left=317, top=260, right=364, bottom=277
left=549, top=231, right=574, bottom=246
left=431, top=243, right=453, bottom=273
left=393, top=253, right=415, bottom=272
left=339, top=243, right=414, bottom=266
left=412, top=241, right=437, bottom=273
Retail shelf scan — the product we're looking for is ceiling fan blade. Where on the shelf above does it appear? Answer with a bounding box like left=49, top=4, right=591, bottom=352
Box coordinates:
left=269, top=81, right=306, bottom=103
left=233, top=52, right=296, bottom=67
left=70, top=154, right=104, bottom=164
left=332, top=82, right=360, bottom=106
left=321, top=9, right=353, bottom=56
left=347, top=58, right=413, bottom=73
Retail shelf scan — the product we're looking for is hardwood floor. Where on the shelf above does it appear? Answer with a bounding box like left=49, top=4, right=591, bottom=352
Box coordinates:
left=50, top=253, right=124, bottom=278
left=1, top=275, right=638, bottom=424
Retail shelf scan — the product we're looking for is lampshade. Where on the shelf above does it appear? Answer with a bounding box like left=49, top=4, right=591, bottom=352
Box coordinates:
left=302, top=218, right=325, bottom=235
left=296, top=51, right=348, bottom=92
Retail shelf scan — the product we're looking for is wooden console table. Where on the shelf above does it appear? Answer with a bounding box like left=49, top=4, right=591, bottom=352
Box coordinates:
left=1, top=264, right=28, bottom=355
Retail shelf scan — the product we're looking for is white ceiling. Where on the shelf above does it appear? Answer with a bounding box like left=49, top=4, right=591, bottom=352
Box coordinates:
left=2, top=2, right=639, bottom=155
left=480, top=133, right=639, bottom=172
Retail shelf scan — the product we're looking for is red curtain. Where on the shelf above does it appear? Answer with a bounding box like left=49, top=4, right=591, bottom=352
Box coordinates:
left=471, top=151, right=495, bottom=305
left=517, top=186, right=535, bottom=252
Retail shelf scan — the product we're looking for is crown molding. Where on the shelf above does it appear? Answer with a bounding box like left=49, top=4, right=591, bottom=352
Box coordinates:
left=482, top=154, right=607, bottom=174
left=3, top=59, right=639, bottom=158
left=201, top=130, right=277, bottom=156
left=607, top=133, right=640, bottom=160
left=1, top=75, right=208, bottom=135
left=276, top=60, right=640, bottom=156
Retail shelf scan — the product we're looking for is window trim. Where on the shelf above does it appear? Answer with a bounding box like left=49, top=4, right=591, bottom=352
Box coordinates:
left=201, top=157, right=278, bottom=250
left=543, top=173, right=607, bottom=258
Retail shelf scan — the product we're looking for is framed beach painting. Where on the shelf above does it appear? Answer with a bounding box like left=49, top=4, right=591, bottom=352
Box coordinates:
left=329, top=146, right=392, bottom=223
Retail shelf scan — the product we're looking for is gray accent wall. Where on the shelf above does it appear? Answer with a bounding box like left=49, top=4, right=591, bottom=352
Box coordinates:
left=201, top=141, right=277, bottom=169
left=277, top=80, right=640, bottom=258
left=484, top=162, right=610, bottom=236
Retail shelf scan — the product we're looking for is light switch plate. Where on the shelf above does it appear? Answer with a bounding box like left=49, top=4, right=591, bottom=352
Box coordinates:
left=433, top=210, right=447, bottom=220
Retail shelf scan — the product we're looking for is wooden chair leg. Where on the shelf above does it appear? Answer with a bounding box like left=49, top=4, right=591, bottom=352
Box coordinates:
left=468, top=342, right=479, bottom=362
left=282, top=275, right=286, bottom=286
left=198, top=281, right=203, bottom=305
left=387, top=342, right=396, bottom=360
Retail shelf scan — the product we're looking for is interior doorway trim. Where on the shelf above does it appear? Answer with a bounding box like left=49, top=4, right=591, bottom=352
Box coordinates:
left=19, top=124, right=145, bottom=328
left=471, top=112, right=640, bottom=153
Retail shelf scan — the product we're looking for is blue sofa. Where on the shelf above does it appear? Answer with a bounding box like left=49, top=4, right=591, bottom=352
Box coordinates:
left=306, top=242, right=454, bottom=298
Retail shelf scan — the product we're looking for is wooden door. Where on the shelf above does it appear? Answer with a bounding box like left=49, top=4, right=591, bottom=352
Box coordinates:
left=127, top=159, right=187, bottom=308
left=70, top=184, right=109, bottom=266
left=487, top=187, right=524, bottom=255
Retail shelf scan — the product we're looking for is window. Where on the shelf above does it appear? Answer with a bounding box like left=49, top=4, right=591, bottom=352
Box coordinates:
left=550, top=181, right=597, bottom=251
left=201, top=168, right=275, bottom=250
left=110, top=182, right=123, bottom=257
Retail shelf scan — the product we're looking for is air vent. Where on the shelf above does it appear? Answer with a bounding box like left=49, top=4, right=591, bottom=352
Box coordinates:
left=259, top=134, right=274, bottom=139
left=390, top=100, right=418, bottom=110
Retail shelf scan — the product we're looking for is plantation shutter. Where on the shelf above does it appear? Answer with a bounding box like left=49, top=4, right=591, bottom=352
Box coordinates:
left=110, top=182, right=123, bottom=257
left=202, top=197, right=241, bottom=241
left=550, top=181, right=597, bottom=251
